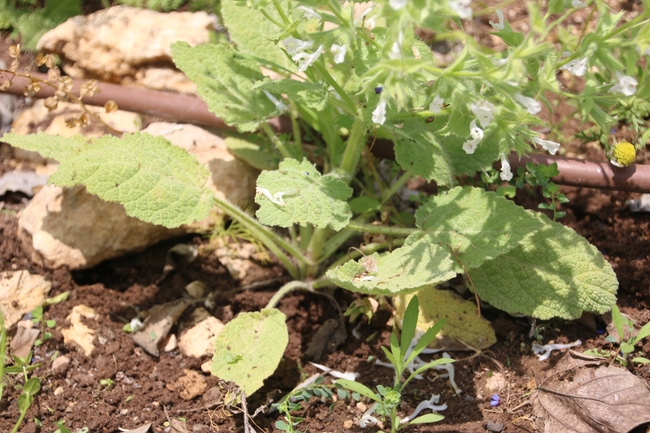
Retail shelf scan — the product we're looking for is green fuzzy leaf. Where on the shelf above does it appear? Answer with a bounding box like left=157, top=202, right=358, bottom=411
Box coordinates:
left=1, top=131, right=88, bottom=163
left=5, top=131, right=215, bottom=228
left=413, top=186, right=545, bottom=272
left=15, top=0, right=80, bottom=50
left=394, top=120, right=499, bottom=186
left=255, top=159, right=353, bottom=230
left=349, top=196, right=381, bottom=214
left=171, top=41, right=277, bottom=132
left=407, top=413, right=445, bottom=425
left=220, top=0, right=294, bottom=71
left=335, top=379, right=380, bottom=402
left=471, top=216, right=618, bottom=319
left=326, top=238, right=456, bottom=295
left=224, top=134, right=282, bottom=170
left=255, top=79, right=329, bottom=111
left=212, top=308, right=288, bottom=396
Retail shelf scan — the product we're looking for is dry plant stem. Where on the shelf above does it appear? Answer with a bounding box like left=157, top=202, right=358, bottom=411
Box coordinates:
left=4, top=74, right=650, bottom=193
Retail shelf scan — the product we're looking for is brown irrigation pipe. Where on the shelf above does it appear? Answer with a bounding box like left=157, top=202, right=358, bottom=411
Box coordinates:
left=3, top=72, right=650, bottom=193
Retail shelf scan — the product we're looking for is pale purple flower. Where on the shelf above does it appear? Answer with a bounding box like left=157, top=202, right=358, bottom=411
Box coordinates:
left=470, top=101, right=495, bottom=128
left=532, top=136, right=560, bottom=155
left=263, top=90, right=288, bottom=112
left=571, top=0, right=588, bottom=7
left=608, top=72, right=638, bottom=96
left=331, top=44, right=347, bottom=64
left=429, top=96, right=445, bottom=114
left=500, top=153, right=513, bottom=181
left=489, top=9, right=505, bottom=30
left=389, top=0, right=407, bottom=10
left=559, top=54, right=588, bottom=76
left=292, top=44, right=324, bottom=72
left=372, top=99, right=387, bottom=125
left=401, top=394, right=447, bottom=424
left=532, top=339, right=582, bottom=361
left=449, top=0, right=472, bottom=19
left=359, top=404, right=380, bottom=428
left=281, top=37, right=314, bottom=56
left=514, top=93, right=541, bottom=115
left=462, top=119, right=483, bottom=154
left=295, top=6, right=321, bottom=20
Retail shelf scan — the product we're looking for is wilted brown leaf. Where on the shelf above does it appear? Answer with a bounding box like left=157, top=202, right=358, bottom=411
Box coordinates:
left=531, top=350, right=650, bottom=433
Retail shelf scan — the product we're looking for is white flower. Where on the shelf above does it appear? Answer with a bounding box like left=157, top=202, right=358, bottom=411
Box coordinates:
left=449, top=0, right=472, bottom=19
left=372, top=99, right=387, bottom=125
left=292, top=44, right=324, bottom=72
left=559, top=54, right=588, bottom=77
left=571, top=0, right=588, bottom=7
left=470, top=100, right=495, bottom=128
left=429, top=96, right=444, bottom=114
left=281, top=37, right=314, bottom=56
left=359, top=404, right=380, bottom=428
left=532, top=136, right=560, bottom=155
left=263, top=90, right=288, bottom=112
left=295, top=6, right=321, bottom=20
left=389, top=31, right=404, bottom=60
left=513, top=93, right=541, bottom=115
left=331, top=44, right=347, bottom=64
left=608, top=72, right=638, bottom=96
left=462, top=119, right=483, bottom=154
left=401, top=394, right=447, bottom=424
left=644, top=46, right=650, bottom=56
left=489, top=9, right=505, bottom=30
left=532, top=339, right=582, bottom=361
left=500, top=153, right=513, bottom=181
left=389, top=0, right=407, bottom=9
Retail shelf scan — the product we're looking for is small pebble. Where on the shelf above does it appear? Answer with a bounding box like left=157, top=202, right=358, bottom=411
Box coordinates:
left=343, top=420, right=353, bottom=429
left=51, top=355, right=70, bottom=376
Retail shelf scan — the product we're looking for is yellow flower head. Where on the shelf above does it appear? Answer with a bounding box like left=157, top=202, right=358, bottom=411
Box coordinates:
left=611, top=141, right=636, bottom=167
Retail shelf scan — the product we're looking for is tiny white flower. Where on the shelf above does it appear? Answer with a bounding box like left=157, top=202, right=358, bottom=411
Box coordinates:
left=470, top=100, right=495, bottom=128
left=263, top=90, right=288, bottom=112
left=292, top=44, right=324, bottom=72
left=608, top=72, right=638, bottom=96
left=331, top=44, right=347, bottom=64
left=429, top=96, right=444, bottom=114
left=532, top=136, right=560, bottom=155
left=401, top=394, right=447, bottom=424
left=462, top=119, right=483, bottom=154
left=372, top=99, right=387, bottom=125
left=389, top=31, right=404, bottom=60
left=571, top=0, right=588, bottom=7
left=559, top=55, right=588, bottom=77
left=500, top=153, right=513, bottom=181
left=532, top=339, right=582, bottom=361
left=359, top=404, right=380, bottom=428
left=389, top=0, right=407, bottom=9
left=449, top=0, right=472, bottom=19
left=513, top=93, right=541, bottom=115
left=489, top=9, right=505, bottom=30
left=644, top=46, right=650, bottom=56
left=493, top=58, right=508, bottom=66
left=365, top=16, right=376, bottom=30
left=295, top=6, right=321, bottom=20
left=281, top=38, right=314, bottom=56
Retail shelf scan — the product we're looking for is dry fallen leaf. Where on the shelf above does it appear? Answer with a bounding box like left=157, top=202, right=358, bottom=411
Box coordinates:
left=531, top=350, right=650, bottom=433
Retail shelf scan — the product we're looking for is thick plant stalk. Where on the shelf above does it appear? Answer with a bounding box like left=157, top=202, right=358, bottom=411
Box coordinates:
left=4, top=73, right=650, bottom=193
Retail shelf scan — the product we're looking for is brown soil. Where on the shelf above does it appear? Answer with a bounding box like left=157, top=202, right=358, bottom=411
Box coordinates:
left=1, top=2, right=650, bottom=433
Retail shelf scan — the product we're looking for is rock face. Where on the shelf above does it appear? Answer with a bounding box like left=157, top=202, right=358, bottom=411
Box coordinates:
left=143, top=122, right=260, bottom=211
left=18, top=184, right=186, bottom=270
left=36, top=6, right=215, bottom=93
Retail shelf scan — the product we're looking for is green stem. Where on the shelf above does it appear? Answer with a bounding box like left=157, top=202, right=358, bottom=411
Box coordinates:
left=11, top=404, right=29, bottom=433
left=381, top=171, right=412, bottom=203
left=289, top=100, right=303, bottom=151
left=266, top=280, right=313, bottom=309
left=271, top=0, right=291, bottom=25
left=346, top=221, right=417, bottom=236
left=213, top=196, right=315, bottom=278
left=259, top=8, right=285, bottom=28
left=320, top=229, right=357, bottom=261
left=313, top=62, right=357, bottom=113
left=260, top=122, right=301, bottom=160
left=307, top=227, right=329, bottom=275
left=338, top=114, right=365, bottom=180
